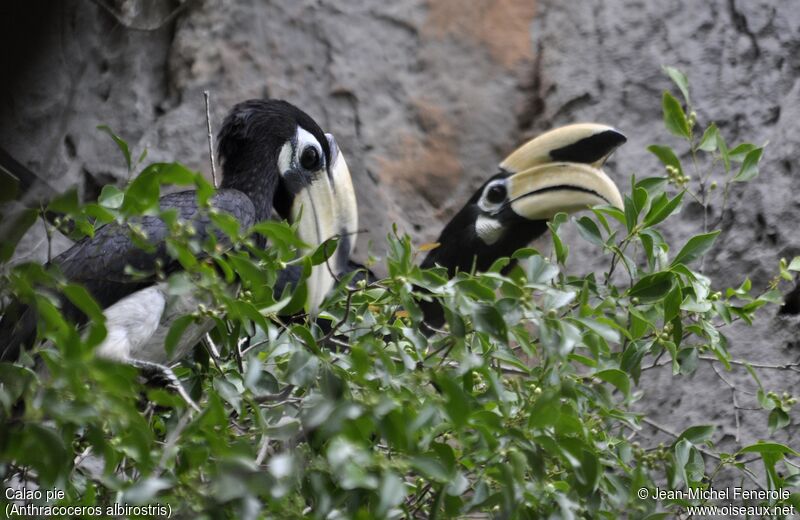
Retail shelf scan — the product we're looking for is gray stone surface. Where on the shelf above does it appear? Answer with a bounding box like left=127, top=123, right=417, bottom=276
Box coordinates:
left=1, top=0, right=797, bottom=482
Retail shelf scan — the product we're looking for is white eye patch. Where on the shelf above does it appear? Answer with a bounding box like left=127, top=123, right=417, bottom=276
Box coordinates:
left=278, top=141, right=293, bottom=175
left=475, top=215, right=504, bottom=245
left=277, top=127, right=325, bottom=176
left=477, top=179, right=508, bottom=213
left=296, top=127, right=323, bottom=168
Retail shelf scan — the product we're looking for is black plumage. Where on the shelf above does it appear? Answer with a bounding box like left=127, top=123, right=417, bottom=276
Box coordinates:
left=0, top=99, right=339, bottom=362
left=416, top=124, right=627, bottom=329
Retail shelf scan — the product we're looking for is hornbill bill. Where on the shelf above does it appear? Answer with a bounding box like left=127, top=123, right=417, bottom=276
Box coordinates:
left=417, top=123, right=626, bottom=330
left=0, top=99, right=358, bottom=370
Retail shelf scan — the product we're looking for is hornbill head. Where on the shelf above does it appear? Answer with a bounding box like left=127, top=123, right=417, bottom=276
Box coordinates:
left=217, top=100, right=357, bottom=314
left=421, top=124, right=626, bottom=276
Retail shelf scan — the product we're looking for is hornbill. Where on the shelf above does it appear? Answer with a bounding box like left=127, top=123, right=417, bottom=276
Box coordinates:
left=417, top=124, right=626, bottom=329
left=0, top=99, right=358, bottom=371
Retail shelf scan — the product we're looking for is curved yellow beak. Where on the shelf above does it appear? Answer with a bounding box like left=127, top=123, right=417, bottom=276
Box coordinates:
left=501, top=123, right=626, bottom=173
left=290, top=134, right=358, bottom=315
left=508, top=162, right=623, bottom=220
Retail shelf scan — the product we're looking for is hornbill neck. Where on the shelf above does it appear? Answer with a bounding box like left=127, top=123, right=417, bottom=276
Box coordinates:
left=419, top=209, right=548, bottom=277
left=220, top=165, right=276, bottom=222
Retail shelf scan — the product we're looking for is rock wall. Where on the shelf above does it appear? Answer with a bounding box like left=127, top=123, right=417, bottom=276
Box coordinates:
left=2, top=0, right=797, bottom=464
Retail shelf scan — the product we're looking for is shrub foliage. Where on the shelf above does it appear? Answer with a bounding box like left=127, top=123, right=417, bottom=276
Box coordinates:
left=1, top=69, right=798, bottom=518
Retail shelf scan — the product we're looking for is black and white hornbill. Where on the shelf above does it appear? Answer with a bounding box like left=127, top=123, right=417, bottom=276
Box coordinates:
left=0, top=99, right=358, bottom=367
left=417, top=123, right=626, bottom=329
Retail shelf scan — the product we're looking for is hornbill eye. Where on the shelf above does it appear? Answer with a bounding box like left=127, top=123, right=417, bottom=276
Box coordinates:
left=486, top=184, right=507, bottom=204
left=479, top=180, right=508, bottom=212
left=300, top=146, right=321, bottom=170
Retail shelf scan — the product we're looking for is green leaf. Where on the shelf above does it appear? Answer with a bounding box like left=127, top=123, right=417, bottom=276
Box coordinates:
left=472, top=304, right=507, bottom=340
left=121, top=168, right=161, bottom=215
left=309, top=236, right=340, bottom=266
left=122, top=476, right=172, bottom=504
left=121, top=163, right=201, bottom=216
left=663, top=66, right=690, bottom=104
left=457, top=279, right=496, bottom=301
left=6, top=424, right=69, bottom=484
left=249, top=221, right=308, bottom=249
left=698, top=123, right=719, bottom=152
left=210, top=211, right=241, bottom=239
left=595, top=368, right=630, bottom=399
left=623, top=195, right=638, bottom=232
left=732, top=146, right=763, bottom=182
left=648, top=145, right=683, bottom=176
left=231, top=300, right=270, bottom=335
left=633, top=186, right=648, bottom=214
left=0, top=208, right=38, bottom=262
left=674, top=438, right=691, bottom=487
left=635, top=177, right=669, bottom=195
left=98, top=185, right=125, bottom=209
left=671, top=231, right=720, bottom=266
left=629, top=272, right=675, bottom=301
left=63, top=283, right=107, bottom=346
left=165, top=315, right=196, bottom=357
left=728, top=143, right=758, bottom=162
left=575, top=216, right=604, bottom=246
left=788, top=257, right=800, bottom=272
left=643, top=191, right=683, bottom=229
left=156, top=162, right=203, bottom=185
left=527, top=390, right=561, bottom=429
left=410, top=456, right=450, bottom=482
left=287, top=349, right=319, bottom=387
left=547, top=213, right=569, bottom=264
left=738, top=442, right=799, bottom=457
left=0, top=365, right=36, bottom=413
left=47, top=188, right=80, bottom=214
left=279, top=277, right=309, bottom=317
left=97, top=124, right=132, bottom=171
left=377, top=472, right=406, bottom=516
left=662, top=91, right=691, bottom=139
left=768, top=409, right=790, bottom=435
left=574, top=316, right=621, bottom=343
left=664, top=285, right=682, bottom=322
left=677, top=425, right=715, bottom=445
left=0, top=167, right=20, bottom=203
left=213, top=377, right=242, bottom=413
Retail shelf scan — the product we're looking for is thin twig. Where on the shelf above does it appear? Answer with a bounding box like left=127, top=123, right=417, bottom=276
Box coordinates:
left=38, top=207, right=55, bottom=263
left=320, top=286, right=355, bottom=343
left=253, top=385, right=295, bottom=404
left=699, top=355, right=800, bottom=373
left=203, top=333, right=224, bottom=374
left=255, top=434, right=272, bottom=466
left=204, top=91, right=218, bottom=188
left=641, top=417, right=767, bottom=491
left=710, top=363, right=742, bottom=442
left=424, top=337, right=455, bottom=361
left=732, top=389, right=741, bottom=443
left=235, top=334, right=246, bottom=373
left=327, top=337, right=351, bottom=351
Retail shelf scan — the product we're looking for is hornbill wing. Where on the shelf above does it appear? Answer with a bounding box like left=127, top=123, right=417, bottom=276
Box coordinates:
left=0, top=189, right=255, bottom=361
left=58, top=190, right=255, bottom=305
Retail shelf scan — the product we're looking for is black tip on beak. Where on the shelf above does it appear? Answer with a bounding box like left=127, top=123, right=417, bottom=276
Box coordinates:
left=550, top=128, right=627, bottom=165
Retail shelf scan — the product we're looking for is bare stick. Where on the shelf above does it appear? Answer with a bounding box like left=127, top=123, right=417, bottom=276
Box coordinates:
left=204, top=91, right=218, bottom=188
left=641, top=417, right=766, bottom=491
